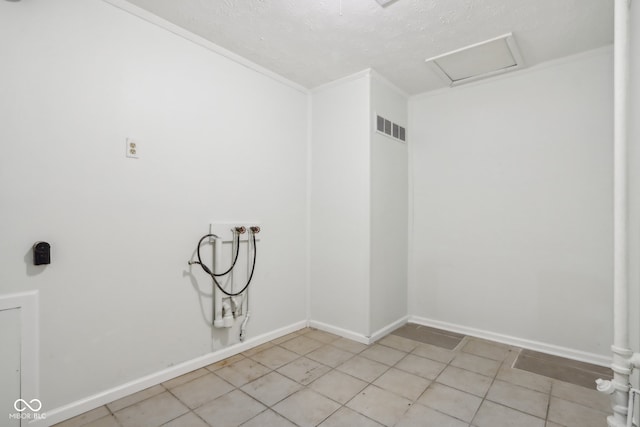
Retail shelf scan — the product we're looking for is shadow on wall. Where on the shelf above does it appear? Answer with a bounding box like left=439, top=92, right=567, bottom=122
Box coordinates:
left=24, top=247, right=46, bottom=277
left=183, top=246, right=213, bottom=328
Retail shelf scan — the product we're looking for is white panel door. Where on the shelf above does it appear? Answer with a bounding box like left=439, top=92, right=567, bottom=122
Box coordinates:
left=0, top=308, right=21, bottom=427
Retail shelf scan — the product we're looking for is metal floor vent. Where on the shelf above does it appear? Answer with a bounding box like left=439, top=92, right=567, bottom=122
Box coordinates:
left=376, top=114, right=406, bottom=143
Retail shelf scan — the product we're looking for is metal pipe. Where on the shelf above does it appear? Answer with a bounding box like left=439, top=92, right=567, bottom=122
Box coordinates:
left=213, top=236, right=224, bottom=328
left=240, top=227, right=257, bottom=341
left=601, top=1, right=634, bottom=426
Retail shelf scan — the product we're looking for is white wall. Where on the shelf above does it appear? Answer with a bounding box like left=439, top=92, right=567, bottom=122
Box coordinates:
left=0, top=0, right=308, bottom=411
left=310, top=73, right=371, bottom=336
left=369, top=74, right=408, bottom=334
left=409, top=48, right=613, bottom=358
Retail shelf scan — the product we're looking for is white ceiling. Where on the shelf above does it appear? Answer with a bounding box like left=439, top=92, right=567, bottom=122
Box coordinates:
left=123, top=0, right=613, bottom=95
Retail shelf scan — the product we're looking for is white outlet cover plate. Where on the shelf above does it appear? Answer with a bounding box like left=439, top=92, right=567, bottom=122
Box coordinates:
left=126, top=138, right=139, bottom=159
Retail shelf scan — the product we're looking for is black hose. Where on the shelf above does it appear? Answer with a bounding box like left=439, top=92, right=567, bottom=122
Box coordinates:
left=191, top=232, right=257, bottom=297
left=193, top=233, right=240, bottom=277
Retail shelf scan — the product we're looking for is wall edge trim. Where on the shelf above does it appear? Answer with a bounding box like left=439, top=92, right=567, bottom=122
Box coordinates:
left=0, top=291, right=39, bottom=411
left=409, top=315, right=611, bottom=367
left=369, top=316, right=410, bottom=343
left=309, top=316, right=408, bottom=345
left=101, top=0, right=309, bottom=95
left=38, top=320, right=307, bottom=426
left=310, top=69, right=372, bottom=93
left=308, top=320, right=369, bottom=344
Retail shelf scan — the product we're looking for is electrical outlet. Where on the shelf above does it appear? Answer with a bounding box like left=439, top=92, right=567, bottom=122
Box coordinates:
left=126, top=138, right=139, bottom=159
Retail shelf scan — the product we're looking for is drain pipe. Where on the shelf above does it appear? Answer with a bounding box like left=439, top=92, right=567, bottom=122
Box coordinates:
left=597, top=1, right=637, bottom=426
left=213, top=236, right=225, bottom=328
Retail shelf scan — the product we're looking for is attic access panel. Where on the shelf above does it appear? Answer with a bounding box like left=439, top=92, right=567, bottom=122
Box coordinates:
left=426, top=33, right=524, bottom=87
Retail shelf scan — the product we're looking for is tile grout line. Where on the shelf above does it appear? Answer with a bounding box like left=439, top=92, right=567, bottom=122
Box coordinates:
left=410, top=334, right=476, bottom=425
left=59, top=325, right=606, bottom=427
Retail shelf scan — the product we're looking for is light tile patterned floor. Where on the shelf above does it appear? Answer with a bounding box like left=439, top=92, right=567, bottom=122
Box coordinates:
left=54, top=328, right=611, bottom=427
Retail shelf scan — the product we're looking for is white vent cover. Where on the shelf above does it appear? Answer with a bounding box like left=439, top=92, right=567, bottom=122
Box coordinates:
left=376, top=114, right=406, bottom=143
left=425, top=33, right=524, bottom=87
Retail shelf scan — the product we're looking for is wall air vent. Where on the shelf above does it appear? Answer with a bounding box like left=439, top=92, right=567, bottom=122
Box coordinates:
left=425, top=33, right=524, bottom=87
left=376, top=114, right=406, bottom=143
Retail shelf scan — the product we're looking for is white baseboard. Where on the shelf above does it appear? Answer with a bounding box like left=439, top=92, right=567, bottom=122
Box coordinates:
left=409, top=315, right=611, bottom=367
left=309, top=316, right=408, bottom=345
left=308, top=320, right=369, bottom=344
left=37, top=314, right=612, bottom=426
left=369, top=316, right=409, bottom=343
left=39, top=320, right=307, bottom=426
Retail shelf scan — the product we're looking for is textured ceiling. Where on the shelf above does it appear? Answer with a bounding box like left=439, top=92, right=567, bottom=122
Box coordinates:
left=123, top=0, right=613, bottom=94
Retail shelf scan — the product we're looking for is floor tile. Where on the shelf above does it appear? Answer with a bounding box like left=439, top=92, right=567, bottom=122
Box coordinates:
left=309, top=369, right=368, bottom=404
left=53, top=328, right=621, bottom=427
left=392, top=324, right=463, bottom=349
left=551, top=379, right=611, bottom=412
left=395, top=353, right=446, bottom=380
left=330, top=337, right=369, bottom=354
left=170, top=373, right=234, bottom=409
left=437, top=366, right=492, bottom=397
left=240, top=371, right=302, bottom=406
left=241, top=342, right=274, bottom=358
left=486, top=380, right=549, bottom=419
left=240, top=409, right=297, bottom=427
left=54, top=406, right=111, bottom=427
left=496, top=366, right=552, bottom=394
left=346, top=385, right=412, bottom=426
left=82, top=415, right=122, bottom=427
left=251, top=346, right=300, bottom=369
left=107, top=385, right=165, bottom=412
left=515, top=352, right=609, bottom=389
left=206, top=353, right=246, bottom=371
left=162, top=368, right=209, bottom=390
left=411, top=342, right=455, bottom=364
left=372, top=367, right=430, bottom=401
left=376, top=334, right=418, bottom=353
left=161, top=411, right=209, bottom=427
left=114, top=391, right=189, bottom=427
left=472, top=400, right=545, bottom=427
left=273, top=389, right=341, bottom=427
left=318, top=406, right=383, bottom=427
left=279, top=335, right=325, bottom=355
left=215, top=358, right=272, bottom=387
left=249, top=345, right=300, bottom=369
left=462, top=338, right=513, bottom=361
left=396, top=403, right=469, bottom=427
left=451, top=352, right=501, bottom=377
left=306, top=344, right=354, bottom=367
left=271, top=332, right=300, bottom=345
left=418, top=382, right=482, bottom=422
left=336, top=355, right=389, bottom=382
left=277, top=356, right=331, bottom=385
left=547, top=396, right=609, bottom=427
left=519, top=349, right=612, bottom=377
left=304, top=329, right=341, bottom=344
left=195, top=389, right=266, bottom=427
left=360, top=344, right=407, bottom=366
